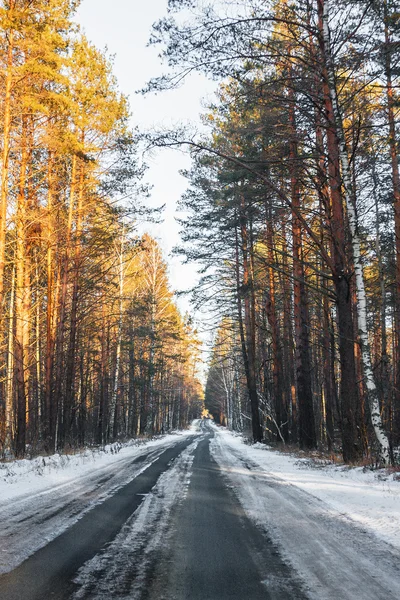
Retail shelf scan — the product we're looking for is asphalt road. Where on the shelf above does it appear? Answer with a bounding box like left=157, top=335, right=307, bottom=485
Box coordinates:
left=144, top=430, right=306, bottom=600
left=0, top=436, right=197, bottom=600
left=4, top=421, right=400, bottom=599
left=0, top=423, right=306, bottom=599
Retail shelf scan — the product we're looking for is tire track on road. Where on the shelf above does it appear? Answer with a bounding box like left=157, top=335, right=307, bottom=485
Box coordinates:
left=0, top=435, right=200, bottom=600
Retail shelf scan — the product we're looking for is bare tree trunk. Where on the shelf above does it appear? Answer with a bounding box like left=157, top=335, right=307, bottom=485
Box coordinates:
left=289, top=100, right=316, bottom=449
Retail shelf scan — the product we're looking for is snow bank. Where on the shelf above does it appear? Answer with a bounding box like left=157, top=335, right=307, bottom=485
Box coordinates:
left=0, top=426, right=200, bottom=505
left=212, top=426, right=400, bottom=551
left=0, top=424, right=201, bottom=575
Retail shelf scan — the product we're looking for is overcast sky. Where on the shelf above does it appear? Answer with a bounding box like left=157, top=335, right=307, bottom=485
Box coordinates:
left=75, top=0, right=216, bottom=329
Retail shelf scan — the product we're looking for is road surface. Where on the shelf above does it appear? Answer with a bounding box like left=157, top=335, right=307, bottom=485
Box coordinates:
left=1, top=420, right=399, bottom=599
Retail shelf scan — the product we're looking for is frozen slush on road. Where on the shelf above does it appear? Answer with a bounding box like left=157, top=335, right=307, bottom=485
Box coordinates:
left=0, top=427, right=199, bottom=576
left=209, top=423, right=400, bottom=600
left=1, top=420, right=400, bottom=600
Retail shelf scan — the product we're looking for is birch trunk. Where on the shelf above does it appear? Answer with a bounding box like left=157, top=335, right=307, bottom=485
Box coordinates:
left=322, top=0, right=391, bottom=463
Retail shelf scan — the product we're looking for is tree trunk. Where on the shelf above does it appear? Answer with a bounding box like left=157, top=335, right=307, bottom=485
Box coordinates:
left=317, top=0, right=361, bottom=462
left=289, top=101, right=316, bottom=449
left=65, top=159, right=85, bottom=446
left=5, top=266, right=15, bottom=449
left=265, top=208, right=287, bottom=441
left=44, top=155, right=56, bottom=450
left=15, top=116, right=29, bottom=458
left=235, top=208, right=262, bottom=442
left=54, top=154, right=77, bottom=449
left=383, top=0, right=400, bottom=444
left=0, top=1, right=14, bottom=312
left=280, top=216, right=297, bottom=441
left=110, top=230, right=124, bottom=438
left=320, top=0, right=391, bottom=463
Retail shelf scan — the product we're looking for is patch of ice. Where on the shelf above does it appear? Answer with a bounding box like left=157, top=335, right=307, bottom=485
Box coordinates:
left=73, top=439, right=198, bottom=600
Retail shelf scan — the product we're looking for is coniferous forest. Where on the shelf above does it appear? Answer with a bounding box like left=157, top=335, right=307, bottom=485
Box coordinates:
left=2, top=4, right=400, bottom=600
left=1, top=0, right=400, bottom=466
left=0, top=0, right=203, bottom=458
left=148, top=0, right=400, bottom=464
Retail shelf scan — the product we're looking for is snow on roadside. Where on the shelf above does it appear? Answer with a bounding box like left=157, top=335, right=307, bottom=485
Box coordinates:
left=210, top=425, right=400, bottom=600
left=0, top=423, right=201, bottom=504
left=0, top=423, right=201, bottom=575
left=211, top=425, right=400, bottom=550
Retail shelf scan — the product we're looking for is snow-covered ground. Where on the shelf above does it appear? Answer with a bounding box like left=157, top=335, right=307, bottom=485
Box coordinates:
left=2, top=420, right=400, bottom=600
left=210, top=424, right=400, bottom=600
left=0, top=425, right=200, bottom=574
left=210, top=425, right=400, bottom=550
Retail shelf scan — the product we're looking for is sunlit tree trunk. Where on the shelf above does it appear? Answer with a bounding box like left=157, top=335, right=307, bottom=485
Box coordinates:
left=5, top=265, right=15, bottom=449
left=44, top=155, right=56, bottom=450
left=0, top=1, right=14, bottom=313
left=15, top=116, right=29, bottom=458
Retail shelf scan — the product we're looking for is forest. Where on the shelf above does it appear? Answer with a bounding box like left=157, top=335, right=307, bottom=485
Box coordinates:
left=0, top=0, right=203, bottom=458
left=148, top=0, right=400, bottom=464
left=1, top=0, right=400, bottom=467
left=1, top=3, right=400, bottom=599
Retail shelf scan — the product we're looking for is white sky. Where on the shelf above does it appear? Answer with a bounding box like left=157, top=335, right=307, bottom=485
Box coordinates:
left=75, top=0, right=216, bottom=331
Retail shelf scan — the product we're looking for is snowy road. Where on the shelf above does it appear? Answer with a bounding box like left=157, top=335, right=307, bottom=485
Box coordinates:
left=1, top=420, right=400, bottom=599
